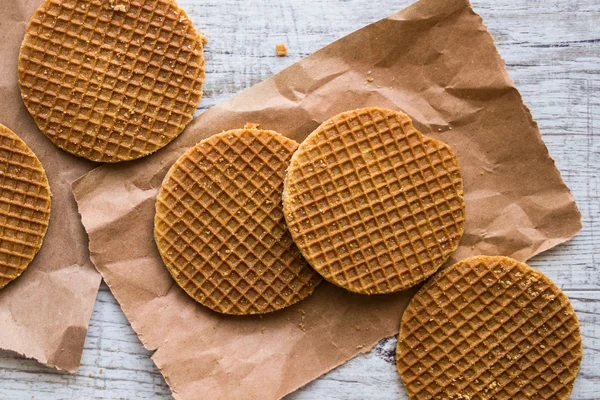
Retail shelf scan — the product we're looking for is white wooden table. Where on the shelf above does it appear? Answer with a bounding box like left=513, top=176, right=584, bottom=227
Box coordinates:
left=0, top=0, right=598, bottom=398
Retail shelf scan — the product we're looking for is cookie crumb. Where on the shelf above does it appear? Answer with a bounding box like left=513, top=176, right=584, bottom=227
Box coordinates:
left=244, top=123, right=260, bottom=129
left=366, top=76, right=374, bottom=82
left=298, top=309, right=307, bottom=331
left=276, top=43, right=288, bottom=56
left=110, top=0, right=129, bottom=12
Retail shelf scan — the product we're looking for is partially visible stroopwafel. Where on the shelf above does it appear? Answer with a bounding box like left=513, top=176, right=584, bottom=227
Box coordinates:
left=397, top=256, right=583, bottom=400
left=0, top=124, right=51, bottom=289
left=18, top=0, right=206, bottom=162
left=154, top=128, right=322, bottom=315
left=283, top=107, right=465, bottom=294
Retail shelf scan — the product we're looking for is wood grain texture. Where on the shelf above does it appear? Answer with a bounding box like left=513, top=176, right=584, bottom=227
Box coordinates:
left=0, top=0, right=597, bottom=398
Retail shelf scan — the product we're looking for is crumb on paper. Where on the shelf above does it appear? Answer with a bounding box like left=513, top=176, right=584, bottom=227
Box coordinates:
left=244, top=122, right=260, bottom=129
left=276, top=43, right=288, bottom=56
left=471, top=245, right=475, bottom=250
left=298, top=309, right=307, bottom=331
left=366, top=76, right=374, bottom=82
left=99, top=368, right=103, bottom=374
left=480, top=170, right=485, bottom=175
left=355, top=324, right=361, bottom=331
left=356, top=344, right=364, bottom=349
left=88, top=373, right=92, bottom=378
left=261, top=327, right=265, bottom=334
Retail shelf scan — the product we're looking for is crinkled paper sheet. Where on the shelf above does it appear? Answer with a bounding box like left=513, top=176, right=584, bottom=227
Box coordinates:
left=0, top=0, right=101, bottom=372
left=72, top=0, right=581, bottom=397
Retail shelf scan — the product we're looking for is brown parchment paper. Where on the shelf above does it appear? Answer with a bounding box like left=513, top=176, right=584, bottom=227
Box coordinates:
left=0, top=0, right=101, bottom=371
left=72, top=0, right=582, bottom=397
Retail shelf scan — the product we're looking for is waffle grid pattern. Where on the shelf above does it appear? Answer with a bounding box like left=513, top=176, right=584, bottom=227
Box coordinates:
left=18, top=0, right=205, bottom=162
left=155, top=129, right=321, bottom=315
left=283, top=108, right=465, bottom=294
left=0, top=125, right=51, bottom=289
left=397, top=256, right=582, bottom=400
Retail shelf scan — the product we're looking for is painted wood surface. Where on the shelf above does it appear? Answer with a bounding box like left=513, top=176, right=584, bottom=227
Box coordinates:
left=0, top=0, right=598, bottom=398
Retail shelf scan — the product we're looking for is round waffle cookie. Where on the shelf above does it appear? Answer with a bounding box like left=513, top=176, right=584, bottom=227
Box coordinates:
left=0, top=124, right=51, bottom=290
left=397, top=256, right=583, bottom=400
left=283, top=107, right=465, bottom=294
left=154, top=129, right=322, bottom=315
left=18, top=0, right=206, bottom=162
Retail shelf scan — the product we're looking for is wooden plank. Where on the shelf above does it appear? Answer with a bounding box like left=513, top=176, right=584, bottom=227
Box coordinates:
left=0, top=0, right=597, bottom=398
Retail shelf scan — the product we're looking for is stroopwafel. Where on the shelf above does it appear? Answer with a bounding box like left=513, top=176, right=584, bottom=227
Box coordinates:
left=283, top=107, right=465, bottom=294
left=0, top=124, right=51, bottom=289
left=397, top=256, right=582, bottom=400
left=154, top=128, right=322, bottom=315
left=18, top=0, right=206, bottom=162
